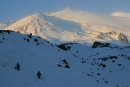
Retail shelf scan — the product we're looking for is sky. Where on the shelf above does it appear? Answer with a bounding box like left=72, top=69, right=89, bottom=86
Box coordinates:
left=0, top=0, right=130, bottom=23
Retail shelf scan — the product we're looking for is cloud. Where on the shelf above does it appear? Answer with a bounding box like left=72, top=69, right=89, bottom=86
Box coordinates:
left=111, top=12, right=130, bottom=18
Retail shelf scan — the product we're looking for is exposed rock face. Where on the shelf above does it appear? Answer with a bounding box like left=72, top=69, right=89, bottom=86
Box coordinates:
left=95, top=33, right=106, bottom=40
left=92, top=41, right=110, bottom=48
left=106, top=31, right=128, bottom=42
left=118, top=33, right=128, bottom=42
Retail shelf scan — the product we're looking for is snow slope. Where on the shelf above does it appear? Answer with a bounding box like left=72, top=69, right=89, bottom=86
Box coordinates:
left=0, top=30, right=130, bottom=87
left=47, top=8, right=130, bottom=34
left=3, top=8, right=130, bottom=45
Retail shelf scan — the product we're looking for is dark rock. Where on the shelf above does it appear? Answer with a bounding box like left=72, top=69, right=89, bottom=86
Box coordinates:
left=92, top=41, right=110, bottom=48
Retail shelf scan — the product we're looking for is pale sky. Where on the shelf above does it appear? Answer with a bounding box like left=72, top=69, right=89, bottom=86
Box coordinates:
left=0, top=0, right=130, bottom=23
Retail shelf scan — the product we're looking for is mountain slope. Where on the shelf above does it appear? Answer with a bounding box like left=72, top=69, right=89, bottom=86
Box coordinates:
left=0, top=30, right=89, bottom=87
left=47, top=8, right=130, bottom=44
left=47, top=8, right=130, bottom=33
left=0, top=30, right=130, bottom=87
left=4, top=13, right=85, bottom=44
left=3, top=8, right=130, bottom=45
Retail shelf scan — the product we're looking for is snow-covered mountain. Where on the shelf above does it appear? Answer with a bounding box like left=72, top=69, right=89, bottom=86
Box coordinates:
left=1, top=8, right=130, bottom=87
left=1, top=8, right=130, bottom=45
left=0, top=30, right=130, bottom=87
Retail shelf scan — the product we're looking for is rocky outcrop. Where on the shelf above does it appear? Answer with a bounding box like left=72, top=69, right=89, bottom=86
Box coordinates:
left=92, top=41, right=110, bottom=48
left=106, top=31, right=128, bottom=42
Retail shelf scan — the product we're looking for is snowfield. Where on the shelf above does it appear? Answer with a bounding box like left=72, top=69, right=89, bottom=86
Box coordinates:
left=0, top=30, right=130, bottom=87
left=0, top=8, right=130, bottom=87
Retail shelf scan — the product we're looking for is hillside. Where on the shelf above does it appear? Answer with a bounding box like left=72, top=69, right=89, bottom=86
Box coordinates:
left=0, top=30, right=130, bottom=87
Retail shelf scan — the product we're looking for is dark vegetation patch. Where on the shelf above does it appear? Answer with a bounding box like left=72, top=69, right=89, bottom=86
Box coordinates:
left=34, top=39, right=38, bottom=42
left=57, top=42, right=79, bottom=51
left=87, top=74, right=94, bottom=77
left=0, top=30, right=14, bottom=34
left=62, top=59, right=68, bottom=64
left=65, top=65, right=70, bottom=68
left=117, top=64, right=122, bottom=66
left=97, top=73, right=100, bottom=75
left=105, top=81, right=108, bottom=83
left=57, top=43, right=71, bottom=51
left=57, top=58, right=70, bottom=68
left=112, top=60, right=115, bottom=62
left=27, top=33, right=32, bottom=39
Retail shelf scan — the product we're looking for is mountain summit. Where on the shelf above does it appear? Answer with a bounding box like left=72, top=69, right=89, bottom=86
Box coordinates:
left=62, top=7, right=73, bottom=11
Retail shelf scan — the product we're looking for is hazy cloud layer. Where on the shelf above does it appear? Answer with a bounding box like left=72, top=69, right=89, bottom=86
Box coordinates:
left=111, top=12, right=130, bottom=18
